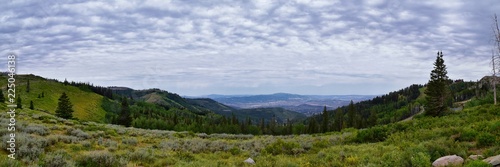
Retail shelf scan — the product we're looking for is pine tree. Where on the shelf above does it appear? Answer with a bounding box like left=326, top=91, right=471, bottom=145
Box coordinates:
left=334, top=108, right=344, bottom=131
left=29, top=101, right=34, bottom=110
left=26, top=79, right=30, bottom=93
left=307, top=118, right=317, bottom=134
left=347, top=100, right=355, bottom=127
left=425, top=51, right=450, bottom=116
left=118, top=97, right=132, bottom=127
left=16, top=96, right=22, bottom=109
left=55, top=92, right=74, bottom=119
left=0, top=89, right=5, bottom=103
left=368, top=110, right=377, bottom=127
left=321, top=106, right=329, bottom=133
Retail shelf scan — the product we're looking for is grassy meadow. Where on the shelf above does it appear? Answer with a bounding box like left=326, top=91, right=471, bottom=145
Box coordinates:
left=0, top=97, right=498, bottom=166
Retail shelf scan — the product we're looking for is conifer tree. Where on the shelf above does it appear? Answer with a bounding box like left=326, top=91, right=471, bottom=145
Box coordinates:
left=29, top=100, right=34, bottom=110
left=118, top=97, right=132, bottom=127
left=55, top=92, right=74, bottom=119
left=347, top=100, right=355, bottom=127
left=321, top=106, right=329, bottom=133
left=0, top=89, right=5, bottom=103
left=26, top=79, right=30, bottom=93
left=334, top=108, right=344, bottom=131
left=368, top=110, right=377, bottom=127
left=307, top=118, right=317, bottom=134
left=425, top=51, right=450, bottom=116
left=16, top=96, right=22, bottom=109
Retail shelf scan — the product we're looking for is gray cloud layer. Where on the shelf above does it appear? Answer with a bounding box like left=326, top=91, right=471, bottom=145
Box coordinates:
left=1, top=0, right=498, bottom=95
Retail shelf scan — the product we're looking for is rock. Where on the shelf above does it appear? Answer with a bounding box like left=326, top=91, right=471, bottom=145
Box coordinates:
left=483, top=154, right=500, bottom=166
left=244, top=158, right=255, bottom=164
left=432, top=155, right=464, bottom=167
left=469, top=154, right=484, bottom=160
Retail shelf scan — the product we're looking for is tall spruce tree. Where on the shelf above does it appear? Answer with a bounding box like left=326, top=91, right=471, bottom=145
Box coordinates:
left=321, top=106, right=329, bottom=133
left=26, top=79, right=30, bottom=93
left=334, top=108, right=344, bottom=131
left=55, top=92, right=74, bottom=119
left=424, top=51, right=450, bottom=116
left=29, top=100, right=34, bottom=110
left=118, top=97, right=132, bottom=127
left=16, top=96, right=22, bottom=109
left=347, top=100, right=355, bottom=127
left=0, top=89, right=5, bottom=102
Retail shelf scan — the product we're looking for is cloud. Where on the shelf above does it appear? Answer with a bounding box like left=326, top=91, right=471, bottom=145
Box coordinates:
left=1, top=0, right=499, bottom=95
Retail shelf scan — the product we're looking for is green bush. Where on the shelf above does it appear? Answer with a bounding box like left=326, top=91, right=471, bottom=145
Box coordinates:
left=410, top=152, right=431, bottom=167
left=458, top=128, right=478, bottom=142
left=477, top=133, right=496, bottom=147
left=130, top=148, right=155, bottom=163
left=355, top=126, right=388, bottom=143
left=75, top=151, right=125, bottom=167
left=464, top=160, right=491, bottom=167
left=229, top=147, right=241, bottom=155
left=264, top=139, right=301, bottom=155
left=40, top=150, right=73, bottom=167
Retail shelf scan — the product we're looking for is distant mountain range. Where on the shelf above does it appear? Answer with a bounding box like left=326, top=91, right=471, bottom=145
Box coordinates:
left=200, top=93, right=376, bottom=116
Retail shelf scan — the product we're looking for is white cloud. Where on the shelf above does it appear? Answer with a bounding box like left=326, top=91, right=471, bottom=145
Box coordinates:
left=0, top=0, right=498, bottom=95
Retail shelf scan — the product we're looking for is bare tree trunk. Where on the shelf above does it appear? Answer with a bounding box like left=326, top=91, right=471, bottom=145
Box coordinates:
left=493, top=14, right=500, bottom=105
left=493, top=50, right=497, bottom=105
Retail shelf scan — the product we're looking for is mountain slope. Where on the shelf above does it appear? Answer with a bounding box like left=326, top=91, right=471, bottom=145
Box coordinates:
left=0, top=74, right=106, bottom=122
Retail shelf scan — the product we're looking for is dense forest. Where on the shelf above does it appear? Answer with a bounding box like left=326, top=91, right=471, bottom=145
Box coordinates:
left=51, top=74, right=482, bottom=135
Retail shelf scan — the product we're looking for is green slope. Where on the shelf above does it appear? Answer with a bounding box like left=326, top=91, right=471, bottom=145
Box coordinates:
left=1, top=92, right=498, bottom=166
left=0, top=74, right=106, bottom=122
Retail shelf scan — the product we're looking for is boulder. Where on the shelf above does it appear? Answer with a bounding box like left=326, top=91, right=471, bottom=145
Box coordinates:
left=468, top=154, right=484, bottom=160
left=483, top=154, right=500, bottom=166
left=244, top=158, right=255, bottom=164
left=432, top=155, right=464, bottom=167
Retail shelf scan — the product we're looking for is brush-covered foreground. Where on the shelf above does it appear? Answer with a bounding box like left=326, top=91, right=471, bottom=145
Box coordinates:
left=0, top=101, right=499, bottom=167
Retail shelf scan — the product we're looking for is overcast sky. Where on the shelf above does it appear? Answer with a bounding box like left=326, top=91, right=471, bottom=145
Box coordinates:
left=1, top=0, right=498, bottom=96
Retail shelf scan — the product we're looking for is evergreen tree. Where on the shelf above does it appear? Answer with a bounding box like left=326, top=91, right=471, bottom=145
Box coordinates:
left=0, top=89, right=5, bottom=103
left=63, top=78, right=69, bottom=86
left=368, top=110, right=377, bottom=127
left=55, top=92, right=74, bottom=119
left=16, top=96, right=22, bottom=109
left=307, top=118, right=317, bottom=134
left=425, top=51, right=450, bottom=116
left=26, top=79, right=30, bottom=93
left=118, top=97, right=132, bottom=127
left=347, top=100, right=355, bottom=127
left=334, top=108, right=343, bottom=131
left=321, top=106, right=329, bottom=133
left=29, top=100, right=34, bottom=110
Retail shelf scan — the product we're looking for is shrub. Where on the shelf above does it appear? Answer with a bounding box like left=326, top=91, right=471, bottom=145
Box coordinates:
left=81, top=141, right=92, bottom=149
left=477, top=133, right=496, bottom=147
left=130, top=148, right=155, bottom=163
left=0, top=156, right=21, bottom=167
left=229, top=147, right=241, bottom=155
left=355, top=126, right=388, bottom=143
left=464, top=160, right=491, bottom=167
left=175, top=151, right=195, bottom=161
left=458, top=128, right=478, bottom=142
left=264, top=139, right=301, bottom=155
left=0, top=133, right=48, bottom=163
left=75, top=151, right=125, bottom=167
left=410, top=152, right=431, bottom=167
left=23, top=124, right=50, bottom=136
left=67, top=128, right=91, bottom=139
left=40, top=150, right=73, bottom=167
left=122, top=138, right=138, bottom=146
